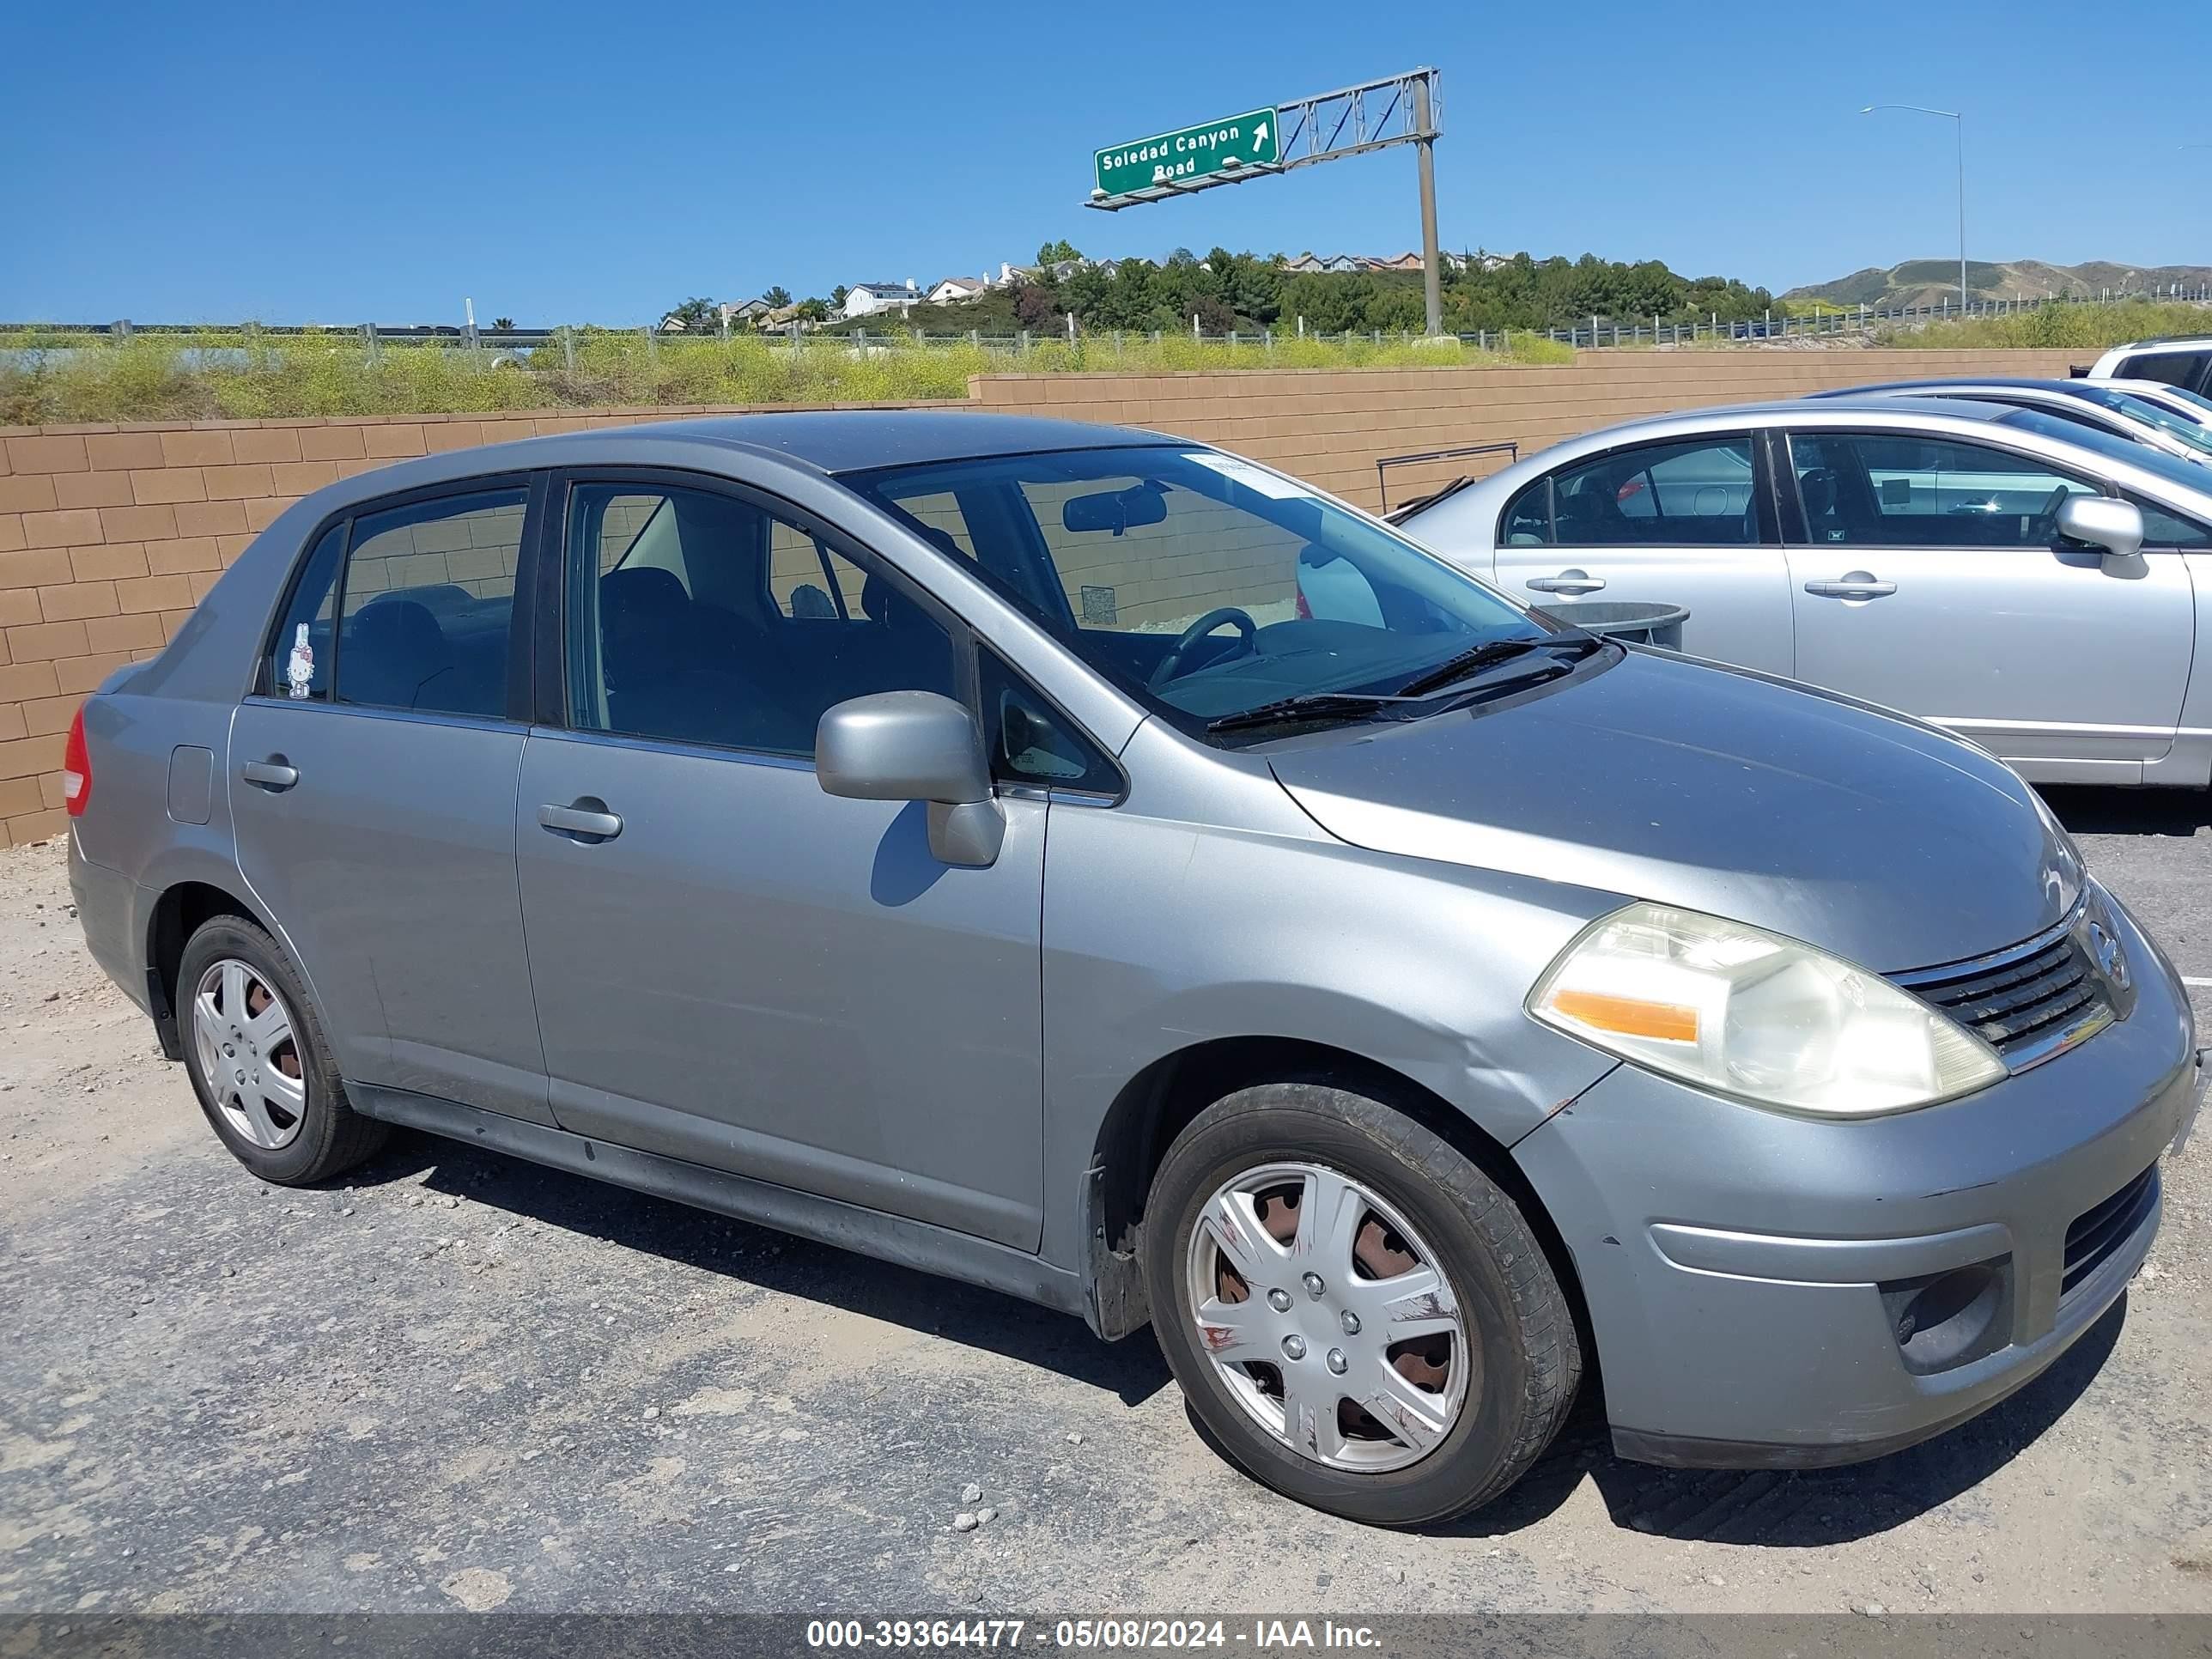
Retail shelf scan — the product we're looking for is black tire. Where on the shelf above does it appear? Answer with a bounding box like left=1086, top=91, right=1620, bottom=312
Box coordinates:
left=176, top=914, right=386, bottom=1185
left=1143, top=1082, right=1580, bottom=1528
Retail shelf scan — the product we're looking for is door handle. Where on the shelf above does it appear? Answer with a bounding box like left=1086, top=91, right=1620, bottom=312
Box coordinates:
left=1526, top=569, right=1607, bottom=595
left=538, top=800, right=623, bottom=842
left=1803, top=573, right=1898, bottom=600
left=241, top=759, right=299, bottom=790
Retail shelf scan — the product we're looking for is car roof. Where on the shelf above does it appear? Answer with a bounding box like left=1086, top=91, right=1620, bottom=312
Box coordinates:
left=1811, top=377, right=2088, bottom=396
left=2104, top=336, right=2212, bottom=353
left=538, top=410, right=1178, bottom=475
left=1546, top=396, right=2022, bottom=434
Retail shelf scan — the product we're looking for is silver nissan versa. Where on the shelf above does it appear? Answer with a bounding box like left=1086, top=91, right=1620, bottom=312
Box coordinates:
left=67, top=413, right=2203, bottom=1527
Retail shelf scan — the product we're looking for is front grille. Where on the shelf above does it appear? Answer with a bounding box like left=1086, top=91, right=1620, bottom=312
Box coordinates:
left=2063, top=1164, right=2159, bottom=1297
left=1890, top=917, right=2114, bottom=1068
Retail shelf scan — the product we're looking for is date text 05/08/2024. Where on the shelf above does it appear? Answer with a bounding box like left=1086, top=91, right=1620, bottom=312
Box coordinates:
left=805, top=1618, right=1385, bottom=1650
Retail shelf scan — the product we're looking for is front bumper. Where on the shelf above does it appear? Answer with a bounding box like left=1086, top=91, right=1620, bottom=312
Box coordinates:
left=1513, top=892, right=2201, bottom=1469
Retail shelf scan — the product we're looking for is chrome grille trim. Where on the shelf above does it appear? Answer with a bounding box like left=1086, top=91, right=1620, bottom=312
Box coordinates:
left=1888, top=898, right=2118, bottom=1076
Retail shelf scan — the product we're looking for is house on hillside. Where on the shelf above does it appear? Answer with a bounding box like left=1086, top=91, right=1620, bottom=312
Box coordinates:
left=925, top=276, right=988, bottom=306
left=757, top=303, right=811, bottom=331
left=720, top=298, right=773, bottom=328
left=1368, top=252, right=1425, bottom=272
left=1285, top=252, right=1366, bottom=274
left=842, top=282, right=921, bottom=319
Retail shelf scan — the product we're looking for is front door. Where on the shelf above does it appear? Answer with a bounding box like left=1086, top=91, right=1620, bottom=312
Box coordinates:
left=228, top=483, right=550, bottom=1124
left=513, top=476, right=1048, bottom=1250
left=1491, top=431, right=1795, bottom=673
left=1781, top=430, right=2197, bottom=779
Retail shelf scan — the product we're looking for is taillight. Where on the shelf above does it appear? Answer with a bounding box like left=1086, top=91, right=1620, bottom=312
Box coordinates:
left=63, top=707, right=91, bottom=817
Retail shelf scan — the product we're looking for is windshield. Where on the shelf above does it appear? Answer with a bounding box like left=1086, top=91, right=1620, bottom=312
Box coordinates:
left=2106, top=382, right=2212, bottom=422
left=2061, top=385, right=2212, bottom=457
left=847, top=446, right=1570, bottom=738
left=1999, top=409, right=2212, bottom=495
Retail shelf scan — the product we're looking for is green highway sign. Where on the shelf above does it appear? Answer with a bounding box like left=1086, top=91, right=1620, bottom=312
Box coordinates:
left=1093, top=107, right=1281, bottom=199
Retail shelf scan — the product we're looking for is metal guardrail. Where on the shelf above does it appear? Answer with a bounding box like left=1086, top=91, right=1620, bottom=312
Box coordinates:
left=3, top=289, right=2207, bottom=356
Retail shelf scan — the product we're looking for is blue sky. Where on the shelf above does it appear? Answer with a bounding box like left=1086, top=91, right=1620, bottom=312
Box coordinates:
left=6, top=0, right=2205, bottom=325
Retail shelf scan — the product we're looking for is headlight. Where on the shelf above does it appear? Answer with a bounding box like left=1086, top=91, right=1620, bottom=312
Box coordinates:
left=1529, top=902, right=2006, bottom=1116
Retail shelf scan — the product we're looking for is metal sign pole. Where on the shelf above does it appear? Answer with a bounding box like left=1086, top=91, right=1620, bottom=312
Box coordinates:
left=1413, top=75, right=1442, bottom=337
left=1085, top=71, right=1447, bottom=340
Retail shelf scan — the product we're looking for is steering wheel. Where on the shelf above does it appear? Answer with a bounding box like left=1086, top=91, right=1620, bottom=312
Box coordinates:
left=2030, top=483, right=2072, bottom=544
left=1148, top=607, right=1258, bottom=689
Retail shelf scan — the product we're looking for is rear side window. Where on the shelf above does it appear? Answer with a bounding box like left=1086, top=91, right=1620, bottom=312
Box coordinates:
left=337, top=489, right=527, bottom=716
left=2116, top=350, right=2210, bottom=392
left=1501, top=477, right=1552, bottom=544
left=1545, top=437, right=1759, bottom=548
left=264, top=523, right=346, bottom=700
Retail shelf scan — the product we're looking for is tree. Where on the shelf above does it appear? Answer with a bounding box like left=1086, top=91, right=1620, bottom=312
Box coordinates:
left=763, top=286, right=792, bottom=308
left=829, top=284, right=849, bottom=310
left=796, top=297, right=830, bottom=323
left=1036, top=239, right=1083, bottom=265
left=1012, top=283, right=1063, bottom=331
left=663, top=296, right=718, bottom=331
left=491, top=316, right=515, bottom=331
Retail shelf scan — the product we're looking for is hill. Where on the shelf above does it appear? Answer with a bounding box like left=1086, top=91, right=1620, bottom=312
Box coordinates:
left=1784, top=258, right=2212, bottom=311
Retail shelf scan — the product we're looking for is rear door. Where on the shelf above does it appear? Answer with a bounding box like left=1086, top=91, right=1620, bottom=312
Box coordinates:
left=1781, top=429, right=2196, bottom=781
left=1490, top=432, right=1795, bottom=673
left=229, top=479, right=551, bottom=1125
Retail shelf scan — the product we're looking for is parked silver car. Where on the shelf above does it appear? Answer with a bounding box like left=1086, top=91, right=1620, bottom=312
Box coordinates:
left=68, top=414, right=2201, bottom=1526
left=1402, top=398, right=2212, bottom=789
left=1804, top=377, right=2212, bottom=466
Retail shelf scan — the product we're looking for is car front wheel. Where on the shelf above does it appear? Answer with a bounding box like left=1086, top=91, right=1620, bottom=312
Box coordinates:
left=1143, top=1082, right=1580, bottom=1527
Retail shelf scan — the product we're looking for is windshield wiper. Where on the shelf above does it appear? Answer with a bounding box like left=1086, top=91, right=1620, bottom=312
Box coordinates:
left=1391, top=634, right=1601, bottom=700
left=1206, top=635, right=1607, bottom=735
left=1205, top=692, right=1398, bottom=735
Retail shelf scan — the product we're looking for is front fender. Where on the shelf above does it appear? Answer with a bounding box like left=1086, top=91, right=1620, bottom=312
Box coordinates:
left=1036, top=799, right=1624, bottom=1274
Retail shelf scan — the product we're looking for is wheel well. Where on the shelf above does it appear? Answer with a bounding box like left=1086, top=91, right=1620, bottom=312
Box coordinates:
left=1085, top=1036, right=1591, bottom=1364
left=149, top=881, right=258, bottom=1045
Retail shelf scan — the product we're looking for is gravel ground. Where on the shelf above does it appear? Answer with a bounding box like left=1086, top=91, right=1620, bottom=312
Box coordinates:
left=2, top=789, right=2209, bottom=1617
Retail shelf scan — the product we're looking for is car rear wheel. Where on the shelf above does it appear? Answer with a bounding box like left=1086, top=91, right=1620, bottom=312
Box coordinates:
left=1143, top=1082, right=1579, bottom=1527
left=178, top=915, right=386, bottom=1185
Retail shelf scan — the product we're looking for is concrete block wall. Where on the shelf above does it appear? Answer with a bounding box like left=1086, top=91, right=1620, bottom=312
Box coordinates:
left=0, top=349, right=2081, bottom=842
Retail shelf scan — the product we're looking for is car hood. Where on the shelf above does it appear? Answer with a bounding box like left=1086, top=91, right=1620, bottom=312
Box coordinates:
left=1268, top=651, right=2079, bottom=974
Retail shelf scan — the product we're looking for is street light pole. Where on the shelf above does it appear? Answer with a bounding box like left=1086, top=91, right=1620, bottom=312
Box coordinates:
left=1863, top=104, right=1966, bottom=312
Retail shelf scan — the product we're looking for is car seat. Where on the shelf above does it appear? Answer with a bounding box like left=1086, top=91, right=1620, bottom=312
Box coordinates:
left=342, top=599, right=453, bottom=711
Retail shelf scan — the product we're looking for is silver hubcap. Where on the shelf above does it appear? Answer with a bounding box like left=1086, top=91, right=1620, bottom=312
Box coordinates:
left=191, top=958, right=306, bottom=1151
left=1186, top=1160, right=1473, bottom=1473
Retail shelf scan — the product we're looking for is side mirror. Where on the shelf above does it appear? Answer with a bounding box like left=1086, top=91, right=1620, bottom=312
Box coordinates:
left=816, top=690, right=1004, bottom=867
left=2056, top=495, right=2145, bottom=565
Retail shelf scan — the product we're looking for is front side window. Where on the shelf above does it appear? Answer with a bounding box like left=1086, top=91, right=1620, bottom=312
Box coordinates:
left=335, top=489, right=526, bottom=716
left=1543, top=437, right=1759, bottom=548
left=565, top=481, right=955, bottom=757
left=980, top=650, right=1120, bottom=794
left=1787, top=434, right=2095, bottom=550
left=851, top=445, right=1566, bottom=738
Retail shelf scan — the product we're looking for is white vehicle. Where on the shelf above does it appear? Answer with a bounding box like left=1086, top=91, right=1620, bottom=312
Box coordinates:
left=2083, top=338, right=2212, bottom=396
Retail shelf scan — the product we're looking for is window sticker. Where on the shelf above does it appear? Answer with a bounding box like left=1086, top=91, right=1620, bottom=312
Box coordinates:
left=1181, top=451, right=1310, bottom=501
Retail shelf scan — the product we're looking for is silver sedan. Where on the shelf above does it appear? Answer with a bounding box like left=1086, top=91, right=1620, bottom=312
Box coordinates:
left=1401, top=397, right=2212, bottom=790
